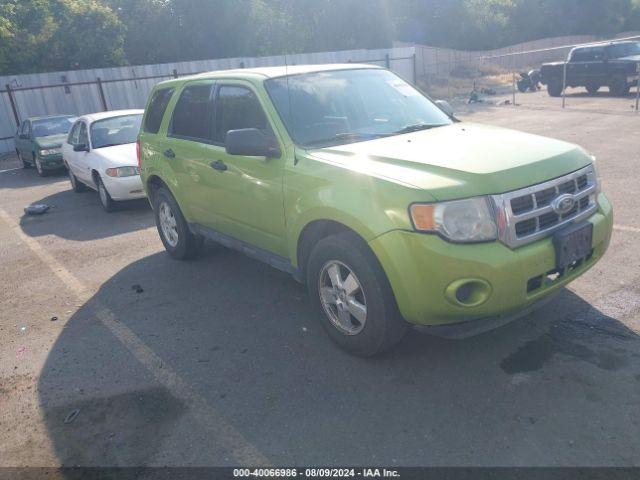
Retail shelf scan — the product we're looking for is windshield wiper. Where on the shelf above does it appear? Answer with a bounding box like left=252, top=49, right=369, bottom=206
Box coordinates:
left=392, top=123, right=445, bottom=135
left=303, top=132, right=387, bottom=148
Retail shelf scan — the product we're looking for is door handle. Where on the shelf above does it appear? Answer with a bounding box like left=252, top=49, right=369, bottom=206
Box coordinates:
left=210, top=159, right=228, bottom=172
left=163, top=149, right=175, bottom=158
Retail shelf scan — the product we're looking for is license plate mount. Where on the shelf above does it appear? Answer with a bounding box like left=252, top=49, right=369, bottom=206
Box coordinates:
left=553, top=222, right=593, bottom=270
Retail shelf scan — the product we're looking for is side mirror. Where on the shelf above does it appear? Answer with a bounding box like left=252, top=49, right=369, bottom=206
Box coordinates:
left=225, top=128, right=280, bottom=158
left=73, top=143, right=89, bottom=152
left=435, top=100, right=455, bottom=117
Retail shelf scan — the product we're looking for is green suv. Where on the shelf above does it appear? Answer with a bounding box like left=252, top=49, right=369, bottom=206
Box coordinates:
left=139, top=64, right=613, bottom=356
left=15, top=115, right=76, bottom=176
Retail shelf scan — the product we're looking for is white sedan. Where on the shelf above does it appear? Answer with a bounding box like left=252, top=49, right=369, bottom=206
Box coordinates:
left=62, top=109, right=145, bottom=212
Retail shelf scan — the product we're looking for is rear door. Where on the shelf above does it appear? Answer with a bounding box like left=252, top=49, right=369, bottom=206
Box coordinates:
left=17, top=121, right=32, bottom=159
left=74, top=122, right=92, bottom=183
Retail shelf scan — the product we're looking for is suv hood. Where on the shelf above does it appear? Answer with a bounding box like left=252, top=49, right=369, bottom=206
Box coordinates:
left=307, top=123, right=592, bottom=201
left=35, top=133, right=67, bottom=149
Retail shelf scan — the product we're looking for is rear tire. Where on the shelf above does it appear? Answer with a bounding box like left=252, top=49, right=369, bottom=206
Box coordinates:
left=547, top=79, right=563, bottom=97
left=68, top=167, right=86, bottom=193
left=153, top=187, right=203, bottom=260
left=97, top=176, right=116, bottom=212
left=18, top=151, right=31, bottom=169
left=516, top=80, right=528, bottom=93
left=609, top=76, right=630, bottom=96
left=306, top=231, right=407, bottom=357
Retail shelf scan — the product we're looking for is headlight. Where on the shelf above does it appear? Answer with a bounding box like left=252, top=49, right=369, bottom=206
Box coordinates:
left=39, top=148, right=60, bottom=156
left=105, top=166, right=140, bottom=177
left=410, top=197, right=497, bottom=243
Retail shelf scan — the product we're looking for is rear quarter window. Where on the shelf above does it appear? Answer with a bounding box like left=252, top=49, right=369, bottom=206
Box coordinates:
left=143, top=87, right=175, bottom=134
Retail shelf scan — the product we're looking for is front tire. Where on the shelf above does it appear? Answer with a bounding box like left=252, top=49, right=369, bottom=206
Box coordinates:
left=97, top=176, right=116, bottom=212
left=34, top=155, right=47, bottom=177
left=306, top=232, right=407, bottom=357
left=547, top=79, right=563, bottom=97
left=585, top=83, right=600, bottom=95
left=153, top=187, right=203, bottom=260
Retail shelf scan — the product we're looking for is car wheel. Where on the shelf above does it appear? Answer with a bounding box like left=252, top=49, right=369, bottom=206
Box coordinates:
left=68, top=167, right=86, bottom=193
left=34, top=155, right=47, bottom=177
left=516, top=80, right=528, bottom=93
left=585, top=83, right=600, bottom=95
left=97, top=176, right=116, bottom=212
left=609, top=76, right=630, bottom=96
left=306, top=231, right=407, bottom=357
left=18, top=150, right=31, bottom=169
left=154, top=187, right=203, bottom=260
left=547, top=79, right=563, bottom=97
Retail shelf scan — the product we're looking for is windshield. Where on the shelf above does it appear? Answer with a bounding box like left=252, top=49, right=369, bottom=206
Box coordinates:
left=265, top=69, right=452, bottom=148
left=32, top=117, right=75, bottom=137
left=607, top=42, right=640, bottom=59
left=90, top=114, right=142, bottom=149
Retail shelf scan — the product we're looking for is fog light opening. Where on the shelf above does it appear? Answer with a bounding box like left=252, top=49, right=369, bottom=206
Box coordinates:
left=446, top=279, right=492, bottom=307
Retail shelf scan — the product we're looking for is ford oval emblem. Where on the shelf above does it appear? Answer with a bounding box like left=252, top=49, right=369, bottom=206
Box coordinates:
left=551, top=194, right=576, bottom=215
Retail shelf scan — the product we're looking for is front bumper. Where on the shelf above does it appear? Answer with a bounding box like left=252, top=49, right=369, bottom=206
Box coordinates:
left=39, top=153, right=64, bottom=170
left=102, top=174, right=146, bottom=201
left=369, top=193, right=613, bottom=327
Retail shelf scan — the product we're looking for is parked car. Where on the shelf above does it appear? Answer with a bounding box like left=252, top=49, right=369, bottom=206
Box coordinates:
left=63, top=109, right=145, bottom=212
left=139, top=64, right=613, bottom=356
left=541, top=40, right=640, bottom=97
left=15, top=115, right=76, bottom=176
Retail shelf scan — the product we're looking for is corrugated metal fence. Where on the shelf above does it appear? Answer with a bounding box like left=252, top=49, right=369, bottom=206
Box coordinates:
left=0, top=47, right=416, bottom=154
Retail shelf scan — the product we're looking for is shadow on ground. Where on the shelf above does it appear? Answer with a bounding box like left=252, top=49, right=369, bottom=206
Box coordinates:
left=19, top=188, right=152, bottom=241
left=38, top=246, right=640, bottom=467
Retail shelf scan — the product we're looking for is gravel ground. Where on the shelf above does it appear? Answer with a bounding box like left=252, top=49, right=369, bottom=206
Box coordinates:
left=1, top=90, right=639, bottom=469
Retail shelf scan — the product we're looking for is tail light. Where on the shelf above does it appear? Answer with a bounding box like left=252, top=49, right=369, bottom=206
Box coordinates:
left=136, top=137, right=141, bottom=168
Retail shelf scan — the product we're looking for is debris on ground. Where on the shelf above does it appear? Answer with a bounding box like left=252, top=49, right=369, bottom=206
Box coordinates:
left=16, top=346, right=27, bottom=358
left=131, top=284, right=144, bottom=294
left=481, top=87, right=497, bottom=95
left=50, top=316, right=58, bottom=322
left=24, top=204, right=51, bottom=215
left=20, top=326, right=27, bottom=332
left=497, top=99, right=512, bottom=106
left=63, top=408, right=81, bottom=424
left=468, top=90, right=482, bottom=104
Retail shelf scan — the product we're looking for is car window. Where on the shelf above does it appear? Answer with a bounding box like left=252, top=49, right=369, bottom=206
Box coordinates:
left=68, top=122, right=80, bottom=144
left=144, top=87, right=175, bottom=134
left=265, top=68, right=452, bottom=148
left=32, top=117, right=75, bottom=137
left=571, top=48, right=593, bottom=62
left=20, top=121, right=30, bottom=136
left=78, top=123, right=88, bottom=146
left=592, top=48, right=606, bottom=61
left=607, top=42, right=640, bottom=59
left=213, top=85, right=269, bottom=144
left=169, top=84, right=214, bottom=141
left=90, top=114, right=143, bottom=149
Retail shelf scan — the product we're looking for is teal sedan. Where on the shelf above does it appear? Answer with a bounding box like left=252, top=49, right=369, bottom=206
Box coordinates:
left=15, top=115, right=76, bottom=176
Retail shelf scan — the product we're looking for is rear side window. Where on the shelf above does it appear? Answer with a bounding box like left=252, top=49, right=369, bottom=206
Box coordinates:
left=571, top=48, right=593, bottom=62
left=169, top=84, right=214, bottom=141
left=144, top=87, right=174, bottom=134
left=214, top=85, right=268, bottom=143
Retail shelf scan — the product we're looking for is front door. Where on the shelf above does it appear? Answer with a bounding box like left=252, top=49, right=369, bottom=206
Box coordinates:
left=207, top=82, right=287, bottom=257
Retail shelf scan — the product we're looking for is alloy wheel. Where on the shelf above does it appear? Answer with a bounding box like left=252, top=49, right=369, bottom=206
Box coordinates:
left=318, top=260, right=367, bottom=335
left=159, top=201, right=179, bottom=247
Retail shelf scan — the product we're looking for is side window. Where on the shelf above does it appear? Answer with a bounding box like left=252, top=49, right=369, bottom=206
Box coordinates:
left=592, top=48, right=606, bottom=61
left=571, top=48, right=593, bottom=62
left=144, top=87, right=175, bottom=134
left=169, top=84, right=214, bottom=141
left=78, top=123, right=88, bottom=146
left=214, top=85, right=268, bottom=144
left=68, top=122, right=80, bottom=144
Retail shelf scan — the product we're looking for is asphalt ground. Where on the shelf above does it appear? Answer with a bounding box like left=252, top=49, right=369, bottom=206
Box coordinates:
left=1, top=90, right=639, bottom=469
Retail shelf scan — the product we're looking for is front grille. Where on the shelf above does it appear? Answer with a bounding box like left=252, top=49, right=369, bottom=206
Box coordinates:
left=492, top=165, right=598, bottom=248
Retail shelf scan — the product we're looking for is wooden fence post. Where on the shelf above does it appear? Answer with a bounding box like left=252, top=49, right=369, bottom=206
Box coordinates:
left=96, top=77, right=108, bottom=111
left=5, top=84, right=20, bottom=127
